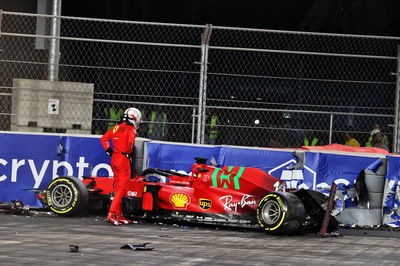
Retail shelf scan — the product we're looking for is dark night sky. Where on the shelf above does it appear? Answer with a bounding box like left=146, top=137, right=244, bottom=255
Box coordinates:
left=61, top=0, right=400, bottom=37
left=1, top=0, right=399, bottom=36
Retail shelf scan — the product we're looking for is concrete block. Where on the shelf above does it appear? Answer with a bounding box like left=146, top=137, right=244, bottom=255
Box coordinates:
left=11, top=79, right=94, bottom=134
left=132, top=137, right=151, bottom=175
left=368, top=192, right=383, bottom=209
left=364, top=170, right=385, bottom=193
left=336, top=208, right=382, bottom=226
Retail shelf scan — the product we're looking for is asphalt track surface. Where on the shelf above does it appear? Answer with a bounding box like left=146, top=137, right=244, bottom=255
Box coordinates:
left=1, top=212, right=400, bottom=265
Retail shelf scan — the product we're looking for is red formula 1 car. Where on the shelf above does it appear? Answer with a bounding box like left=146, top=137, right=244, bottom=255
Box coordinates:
left=42, top=158, right=338, bottom=234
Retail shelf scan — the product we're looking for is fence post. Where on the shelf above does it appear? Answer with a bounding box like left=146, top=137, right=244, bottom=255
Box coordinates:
left=196, top=24, right=212, bottom=144
left=0, top=9, right=3, bottom=38
left=394, top=46, right=400, bottom=153
left=191, top=106, right=196, bottom=144
left=48, top=0, right=62, bottom=81
left=329, top=114, right=334, bottom=144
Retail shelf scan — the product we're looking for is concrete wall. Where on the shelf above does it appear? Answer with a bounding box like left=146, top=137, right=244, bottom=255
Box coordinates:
left=11, top=79, right=94, bottom=134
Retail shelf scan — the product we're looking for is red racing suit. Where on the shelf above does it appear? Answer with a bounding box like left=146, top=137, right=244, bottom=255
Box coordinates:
left=100, top=122, right=136, bottom=215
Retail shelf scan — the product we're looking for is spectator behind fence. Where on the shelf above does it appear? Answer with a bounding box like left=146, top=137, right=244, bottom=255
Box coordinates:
left=144, top=108, right=168, bottom=141
left=344, top=132, right=360, bottom=147
left=303, top=130, right=321, bottom=146
left=204, top=110, right=219, bottom=145
left=365, top=123, right=388, bottom=147
left=372, top=132, right=389, bottom=152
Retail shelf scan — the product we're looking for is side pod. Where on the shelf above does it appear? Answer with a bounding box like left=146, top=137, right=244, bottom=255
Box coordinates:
left=142, top=192, right=153, bottom=211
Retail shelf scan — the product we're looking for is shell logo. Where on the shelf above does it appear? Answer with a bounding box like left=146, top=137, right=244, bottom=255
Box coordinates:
left=169, top=193, right=191, bottom=209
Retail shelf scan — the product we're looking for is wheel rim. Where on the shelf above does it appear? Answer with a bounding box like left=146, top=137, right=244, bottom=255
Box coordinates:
left=261, top=200, right=282, bottom=225
left=51, top=184, right=73, bottom=208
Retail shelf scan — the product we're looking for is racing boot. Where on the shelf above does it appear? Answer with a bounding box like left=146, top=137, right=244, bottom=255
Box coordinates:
left=116, top=214, right=133, bottom=224
left=106, top=213, right=122, bottom=226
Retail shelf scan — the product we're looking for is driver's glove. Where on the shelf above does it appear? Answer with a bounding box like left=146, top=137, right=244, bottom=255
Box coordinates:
left=106, top=148, right=113, bottom=156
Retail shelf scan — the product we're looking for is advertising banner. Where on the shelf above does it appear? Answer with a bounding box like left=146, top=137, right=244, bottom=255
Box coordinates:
left=146, top=142, right=216, bottom=173
left=0, top=132, right=111, bottom=206
left=2, top=132, right=399, bottom=228
left=383, top=156, right=400, bottom=227
left=146, top=143, right=297, bottom=177
left=304, top=152, right=383, bottom=191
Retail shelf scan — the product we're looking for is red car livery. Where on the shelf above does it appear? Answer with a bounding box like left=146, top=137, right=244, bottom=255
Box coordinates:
left=42, top=158, right=338, bottom=235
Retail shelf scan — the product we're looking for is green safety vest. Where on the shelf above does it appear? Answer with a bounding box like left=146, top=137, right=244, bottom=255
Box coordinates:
left=210, top=115, right=218, bottom=140
left=365, top=136, right=373, bottom=147
left=366, top=134, right=388, bottom=147
left=304, top=137, right=319, bottom=146
left=104, top=107, right=124, bottom=131
left=148, top=111, right=168, bottom=138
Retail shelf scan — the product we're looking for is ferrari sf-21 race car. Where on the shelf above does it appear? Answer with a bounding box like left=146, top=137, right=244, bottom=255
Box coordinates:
left=42, top=158, right=338, bottom=234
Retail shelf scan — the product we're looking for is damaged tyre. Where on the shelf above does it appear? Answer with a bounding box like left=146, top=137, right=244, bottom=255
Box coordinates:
left=46, top=176, right=88, bottom=216
left=293, top=189, right=339, bottom=233
left=257, top=192, right=305, bottom=235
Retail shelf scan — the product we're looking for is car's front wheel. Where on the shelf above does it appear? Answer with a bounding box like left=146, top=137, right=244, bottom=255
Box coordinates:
left=257, top=192, right=305, bottom=235
left=46, top=176, right=88, bottom=216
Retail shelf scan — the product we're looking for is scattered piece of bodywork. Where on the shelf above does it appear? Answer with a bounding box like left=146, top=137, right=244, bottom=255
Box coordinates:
left=69, top=244, right=80, bottom=253
left=40, top=158, right=338, bottom=235
left=120, top=243, right=154, bottom=251
left=0, top=200, right=27, bottom=215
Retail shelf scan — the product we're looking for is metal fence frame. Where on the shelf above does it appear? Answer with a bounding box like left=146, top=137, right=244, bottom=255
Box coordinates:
left=1, top=11, right=400, bottom=151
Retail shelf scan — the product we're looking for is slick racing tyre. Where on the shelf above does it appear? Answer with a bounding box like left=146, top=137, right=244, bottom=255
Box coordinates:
left=257, top=192, right=306, bottom=235
left=46, top=176, right=89, bottom=216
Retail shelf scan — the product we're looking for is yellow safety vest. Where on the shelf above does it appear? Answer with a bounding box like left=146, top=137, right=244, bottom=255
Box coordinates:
left=210, top=115, right=218, bottom=140
left=304, top=137, right=319, bottom=146
left=365, top=136, right=373, bottom=147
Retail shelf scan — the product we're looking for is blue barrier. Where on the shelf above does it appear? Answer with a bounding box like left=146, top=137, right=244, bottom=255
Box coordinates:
left=0, top=132, right=111, bottom=206
left=304, top=152, right=383, bottom=191
left=383, top=155, right=400, bottom=227
left=147, top=143, right=383, bottom=191
left=146, top=143, right=215, bottom=173
left=146, top=143, right=296, bottom=175
left=2, top=132, right=400, bottom=227
left=146, top=142, right=400, bottom=226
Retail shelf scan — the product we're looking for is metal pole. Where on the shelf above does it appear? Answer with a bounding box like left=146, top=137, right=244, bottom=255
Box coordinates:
left=329, top=114, right=334, bottom=144
left=393, top=46, right=400, bottom=153
left=196, top=44, right=205, bottom=144
left=0, top=10, right=3, bottom=37
left=48, top=0, right=62, bottom=81
left=196, top=25, right=212, bottom=144
left=191, top=107, right=196, bottom=144
left=200, top=41, right=210, bottom=144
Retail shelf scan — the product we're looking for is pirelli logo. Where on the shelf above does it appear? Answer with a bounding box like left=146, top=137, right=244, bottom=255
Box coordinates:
left=199, top=198, right=212, bottom=210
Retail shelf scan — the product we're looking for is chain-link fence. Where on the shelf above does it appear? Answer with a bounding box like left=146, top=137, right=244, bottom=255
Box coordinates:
left=204, top=27, right=400, bottom=152
left=1, top=11, right=399, bottom=151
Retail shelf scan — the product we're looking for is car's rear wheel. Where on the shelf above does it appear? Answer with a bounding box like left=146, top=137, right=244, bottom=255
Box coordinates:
left=257, top=192, right=305, bottom=235
left=46, top=176, right=88, bottom=216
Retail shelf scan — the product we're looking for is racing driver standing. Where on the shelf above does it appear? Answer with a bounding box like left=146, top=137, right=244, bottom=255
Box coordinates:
left=100, top=107, right=142, bottom=225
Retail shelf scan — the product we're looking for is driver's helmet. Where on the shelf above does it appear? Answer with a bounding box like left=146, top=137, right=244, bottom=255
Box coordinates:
left=123, top=107, right=142, bottom=127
